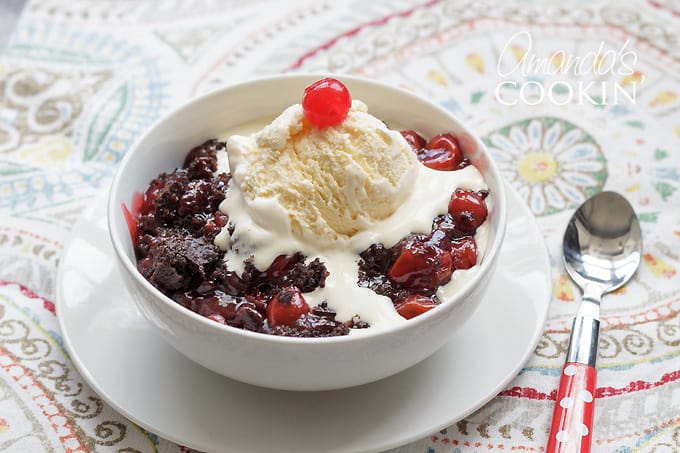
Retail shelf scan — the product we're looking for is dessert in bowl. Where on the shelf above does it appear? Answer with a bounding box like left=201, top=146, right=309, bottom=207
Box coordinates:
left=108, top=74, right=507, bottom=390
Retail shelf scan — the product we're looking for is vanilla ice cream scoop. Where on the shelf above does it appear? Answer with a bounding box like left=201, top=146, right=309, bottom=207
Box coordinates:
left=226, top=100, right=418, bottom=246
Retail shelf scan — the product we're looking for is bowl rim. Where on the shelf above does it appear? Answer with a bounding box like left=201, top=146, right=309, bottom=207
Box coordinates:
left=107, top=72, right=508, bottom=345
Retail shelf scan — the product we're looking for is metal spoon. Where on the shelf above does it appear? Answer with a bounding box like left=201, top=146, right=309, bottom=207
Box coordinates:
left=546, top=191, right=642, bottom=453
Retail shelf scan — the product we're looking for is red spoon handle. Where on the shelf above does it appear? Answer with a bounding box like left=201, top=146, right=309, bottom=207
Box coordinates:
left=546, top=362, right=597, bottom=453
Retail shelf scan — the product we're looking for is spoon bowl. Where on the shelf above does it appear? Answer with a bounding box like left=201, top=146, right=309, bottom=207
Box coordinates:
left=563, top=191, right=642, bottom=293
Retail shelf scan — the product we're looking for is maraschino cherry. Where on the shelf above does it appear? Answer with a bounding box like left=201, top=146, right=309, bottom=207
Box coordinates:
left=302, top=78, right=351, bottom=128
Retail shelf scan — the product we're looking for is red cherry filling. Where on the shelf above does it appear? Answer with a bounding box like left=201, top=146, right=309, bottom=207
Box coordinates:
left=400, top=130, right=427, bottom=151
left=422, top=133, right=464, bottom=170
left=206, top=313, right=227, bottom=324
left=122, top=192, right=144, bottom=244
left=394, top=295, right=440, bottom=320
left=451, top=237, right=477, bottom=270
left=266, top=286, right=310, bottom=327
left=202, top=210, right=228, bottom=238
left=302, top=78, right=351, bottom=128
left=141, top=179, right=164, bottom=215
left=266, top=253, right=304, bottom=279
left=448, top=189, right=488, bottom=233
left=387, top=234, right=453, bottom=291
left=122, top=202, right=138, bottom=244
left=245, top=290, right=268, bottom=312
left=400, top=130, right=466, bottom=171
left=359, top=185, right=489, bottom=320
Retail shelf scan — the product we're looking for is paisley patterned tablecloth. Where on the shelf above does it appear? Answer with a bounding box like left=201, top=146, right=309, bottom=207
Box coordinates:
left=1, top=0, right=679, bottom=451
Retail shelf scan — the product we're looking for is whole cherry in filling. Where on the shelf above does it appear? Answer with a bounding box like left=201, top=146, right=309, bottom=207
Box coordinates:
left=448, top=189, right=488, bottom=234
left=266, top=286, right=310, bottom=327
left=400, top=130, right=427, bottom=150
left=400, top=130, right=466, bottom=171
left=302, top=78, right=352, bottom=128
left=387, top=234, right=454, bottom=291
left=394, top=295, right=440, bottom=320
left=451, top=237, right=477, bottom=270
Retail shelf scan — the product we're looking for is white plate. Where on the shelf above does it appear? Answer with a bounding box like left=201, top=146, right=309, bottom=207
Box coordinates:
left=56, top=185, right=550, bottom=453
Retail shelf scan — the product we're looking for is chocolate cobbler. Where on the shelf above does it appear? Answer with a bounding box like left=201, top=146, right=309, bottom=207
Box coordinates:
left=128, top=130, right=487, bottom=337
left=127, top=79, right=489, bottom=338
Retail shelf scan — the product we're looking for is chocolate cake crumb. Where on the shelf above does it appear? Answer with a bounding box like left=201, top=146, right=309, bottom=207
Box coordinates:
left=268, top=312, right=350, bottom=337
left=136, top=229, right=220, bottom=293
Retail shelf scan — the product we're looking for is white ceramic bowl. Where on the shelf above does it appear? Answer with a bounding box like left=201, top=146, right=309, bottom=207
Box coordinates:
left=108, top=74, right=507, bottom=391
